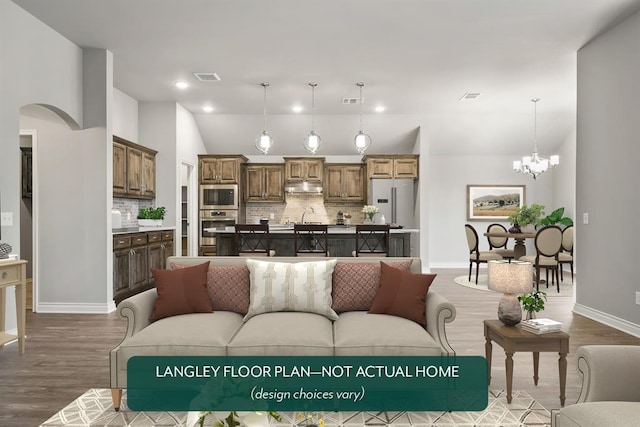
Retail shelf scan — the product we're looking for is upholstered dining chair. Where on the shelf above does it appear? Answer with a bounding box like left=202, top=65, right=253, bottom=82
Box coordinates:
left=352, top=224, right=390, bottom=257
left=486, top=223, right=516, bottom=261
left=465, top=224, right=503, bottom=284
left=234, top=224, right=275, bottom=257
left=294, top=224, right=329, bottom=257
left=519, top=225, right=563, bottom=292
left=559, top=225, right=574, bottom=283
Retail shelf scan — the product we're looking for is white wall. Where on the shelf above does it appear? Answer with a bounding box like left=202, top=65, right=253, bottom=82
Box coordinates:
left=113, top=88, right=139, bottom=141
left=575, top=9, right=640, bottom=335
left=427, top=154, right=555, bottom=268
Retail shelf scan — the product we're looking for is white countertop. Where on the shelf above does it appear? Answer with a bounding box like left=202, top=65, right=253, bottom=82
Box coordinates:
left=113, top=226, right=176, bottom=235
left=205, top=226, right=418, bottom=234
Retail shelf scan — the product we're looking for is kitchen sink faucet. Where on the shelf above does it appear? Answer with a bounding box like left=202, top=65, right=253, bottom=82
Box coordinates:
left=301, top=206, right=315, bottom=224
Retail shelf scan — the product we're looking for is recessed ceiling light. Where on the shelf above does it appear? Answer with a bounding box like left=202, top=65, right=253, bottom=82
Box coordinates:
left=459, top=92, right=481, bottom=100
left=203, top=105, right=214, bottom=113
left=175, top=81, right=189, bottom=89
left=292, top=105, right=303, bottom=113
left=375, top=105, right=385, bottom=113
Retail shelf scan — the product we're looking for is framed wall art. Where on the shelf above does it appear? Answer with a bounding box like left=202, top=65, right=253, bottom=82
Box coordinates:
left=467, top=185, right=525, bottom=221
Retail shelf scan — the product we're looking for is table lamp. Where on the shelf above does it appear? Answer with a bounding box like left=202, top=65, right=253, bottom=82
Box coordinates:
left=487, top=260, right=533, bottom=326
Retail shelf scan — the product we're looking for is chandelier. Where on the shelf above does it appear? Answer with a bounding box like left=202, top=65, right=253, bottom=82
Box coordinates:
left=303, top=82, right=321, bottom=154
left=255, top=82, right=273, bottom=155
left=513, top=98, right=559, bottom=180
left=354, top=82, right=372, bottom=154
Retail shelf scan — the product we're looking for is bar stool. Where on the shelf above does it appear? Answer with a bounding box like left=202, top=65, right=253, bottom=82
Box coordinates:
left=234, top=224, right=275, bottom=257
left=352, top=224, right=390, bottom=257
left=294, top=224, right=329, bottom=257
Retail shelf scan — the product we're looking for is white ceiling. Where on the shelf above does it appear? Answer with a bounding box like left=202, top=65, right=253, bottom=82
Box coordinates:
left=12, top=0, right=640, bottom=155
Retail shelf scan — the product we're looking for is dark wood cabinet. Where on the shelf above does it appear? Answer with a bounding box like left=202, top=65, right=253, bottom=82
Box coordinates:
left=284, top=157, right=324, bottom=182
left=324, top=164, right=365, bottom=202
left=113, top=229, right=174, bottom=304
left=113, top=136, right=157, bottom=199
left=199, top=155, right=247, bottom=184
left=244, top=164, right=284, bottom=202
left=363, top=155, right=419, bottom=179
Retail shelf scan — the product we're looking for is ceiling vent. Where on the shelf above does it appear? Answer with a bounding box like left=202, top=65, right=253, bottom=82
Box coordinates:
left=193, top=72, right=221, bottom=82
left=459, top=92, right=481, bottom=100
left=342, top=97, right=363, bottom=105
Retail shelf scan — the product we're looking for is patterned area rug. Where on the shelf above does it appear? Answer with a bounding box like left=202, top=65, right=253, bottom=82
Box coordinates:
left=454, top=275, right=573, bottom=297
left=41, top=389, right=550, bottom=426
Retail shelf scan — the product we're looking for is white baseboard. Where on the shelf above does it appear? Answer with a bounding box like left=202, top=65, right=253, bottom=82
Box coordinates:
left=573, top=303, right=640, bottom=338
left=36, top=302, right=115, bottom=314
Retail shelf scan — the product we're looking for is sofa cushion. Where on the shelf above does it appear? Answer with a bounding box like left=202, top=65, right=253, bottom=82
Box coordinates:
left=149, top=261, right=212, bottom=322
left=331, top=260, right=413, bottom=312
left=115, top=312, right=244, bottom=386
left=554, top=402, right=640, bottom=427
left=368, top=262, right=436, bottom=325
left=228, top=312, right=334, bottom=356
left=244, top=259, right=338, bottom=321
left=334, top=312, right=443, bottom=356
left=172, top=262, right=250, bottom=314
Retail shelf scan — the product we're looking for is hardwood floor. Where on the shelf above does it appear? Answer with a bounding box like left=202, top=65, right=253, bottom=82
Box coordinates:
left=0, top=268, right=638, bottom=426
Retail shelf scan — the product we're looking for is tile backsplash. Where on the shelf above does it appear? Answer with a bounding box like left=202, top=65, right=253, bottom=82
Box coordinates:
left=113, top=197, right=154, bottom=227
left=244, top=194, right=367, bottom=225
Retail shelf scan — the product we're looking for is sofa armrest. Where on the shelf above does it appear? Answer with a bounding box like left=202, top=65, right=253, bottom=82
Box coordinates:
left=576, top=345, right=640, bottom=403
left=116, top=288, right=157, bottom=340
left=424, top=290, right=456, bottom=355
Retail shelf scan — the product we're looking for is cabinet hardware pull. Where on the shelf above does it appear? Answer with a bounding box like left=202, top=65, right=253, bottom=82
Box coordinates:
left=2, top=271, right=7, bottom=280
left=118, top=240, right=125, bottom=244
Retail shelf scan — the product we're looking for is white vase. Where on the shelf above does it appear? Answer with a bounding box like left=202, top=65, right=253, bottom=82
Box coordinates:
left=138, top=219, right=162, bottom=227
left=520, top=224, right=535, bottom=233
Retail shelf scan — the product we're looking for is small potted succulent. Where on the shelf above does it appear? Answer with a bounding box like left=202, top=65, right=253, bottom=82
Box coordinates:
left=518, top=290, right=547, bottom=320
left=137, top=206, right=166, bottom=227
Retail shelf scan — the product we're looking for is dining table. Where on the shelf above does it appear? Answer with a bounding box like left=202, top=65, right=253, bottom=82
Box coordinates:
left=483, top=230, right=536, bottom=260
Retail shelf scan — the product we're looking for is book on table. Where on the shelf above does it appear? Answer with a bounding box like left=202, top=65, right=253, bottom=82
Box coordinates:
left=521, top=318, right=562, bottom=334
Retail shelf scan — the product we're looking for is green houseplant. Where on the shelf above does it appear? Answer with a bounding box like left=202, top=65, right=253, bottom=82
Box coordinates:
left=508, top=204, right=545, bottom=232
left=137, top=207, right=166, bottom=227
left=518, top=290, right=547, bottom=319
left=539, top=207, right=573, bottom=227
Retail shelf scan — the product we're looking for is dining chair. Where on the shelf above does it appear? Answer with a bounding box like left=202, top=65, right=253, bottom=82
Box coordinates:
left=294, top=224, right=329, bottom=257
left=352, top=224, right=390, bottom=257
left=234, top=224, right=275, bottom=257
left=519, top=225, right=563, bottom=292
left=486, top=223, right=516, bottom=261
left=465, top=224, right=503, bottom=284
left=558, top=225, right=574, bottom=283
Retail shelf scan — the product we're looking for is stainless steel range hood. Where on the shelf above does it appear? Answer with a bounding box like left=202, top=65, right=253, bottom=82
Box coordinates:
left=285, top=181, right=323, bottom=194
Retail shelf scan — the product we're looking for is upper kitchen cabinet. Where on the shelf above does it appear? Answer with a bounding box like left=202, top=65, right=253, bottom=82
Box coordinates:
left=244, top=164, right=285, bottom=202
left=324, top=164, right=366, bottom=202
left=113, top=136, right=157, bottom=199
left=199, top=155, right=248, bottom=184
left=284, top=157, right=325, bottom=183
left=363, top=155, right=419, bottom=179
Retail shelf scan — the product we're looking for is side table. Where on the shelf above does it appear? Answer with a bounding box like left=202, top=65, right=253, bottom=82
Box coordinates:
left=0, top=259, right=28, bottom=354
left=483, top=319, right=569, bottom=406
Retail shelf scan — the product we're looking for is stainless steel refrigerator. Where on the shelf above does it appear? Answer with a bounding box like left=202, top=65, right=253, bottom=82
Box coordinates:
left=370, top=179, right=416, bottom=228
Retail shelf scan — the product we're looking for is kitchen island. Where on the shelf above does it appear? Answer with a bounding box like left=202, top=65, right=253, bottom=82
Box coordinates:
left=206, top=225, right=418, bottom=257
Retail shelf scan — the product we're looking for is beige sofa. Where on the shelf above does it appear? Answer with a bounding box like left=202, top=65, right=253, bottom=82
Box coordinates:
left=109, top=256, right=456, bottom=410
left=552, top=345, right=640, bottom=427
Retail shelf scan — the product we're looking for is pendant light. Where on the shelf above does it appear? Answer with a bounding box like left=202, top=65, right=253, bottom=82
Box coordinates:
left=354, top=82, right=372, bottom=154
left=255, top=82, right=273, bottom=155
left=303, top=82, right=321, bottom=154
left=513, top=98, right=559, bottom=179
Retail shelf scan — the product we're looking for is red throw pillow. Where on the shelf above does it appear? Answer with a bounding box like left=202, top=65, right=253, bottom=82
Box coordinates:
left=149, top=261, right=212, bottom=322
left=331, top=260, right=413, bottom=312
left=368, top=262, right=436, bottom=325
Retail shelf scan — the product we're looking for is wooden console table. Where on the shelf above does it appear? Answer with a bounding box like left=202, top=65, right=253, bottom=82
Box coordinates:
left=0, top=260, right=27, bottom=354
left=483, top=319, right=569, bottom=406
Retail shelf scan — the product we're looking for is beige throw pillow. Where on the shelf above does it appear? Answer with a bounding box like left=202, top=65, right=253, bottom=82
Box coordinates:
left=244, top=259, right=338, bottom=321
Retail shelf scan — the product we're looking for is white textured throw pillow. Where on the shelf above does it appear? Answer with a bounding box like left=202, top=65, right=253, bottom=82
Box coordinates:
left=244, top=259, right=338, bottom=321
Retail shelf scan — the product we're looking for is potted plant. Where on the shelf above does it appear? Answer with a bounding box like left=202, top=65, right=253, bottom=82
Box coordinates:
left=508, top=204, right=545, bottom=233
left=518, top=290, right=547, bottom=320
left=137, top=206, right=166, bottom=227
left=539, top=207, right=573, bottom=227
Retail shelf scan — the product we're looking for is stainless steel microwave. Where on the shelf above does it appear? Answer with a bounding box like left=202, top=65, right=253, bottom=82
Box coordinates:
left=199, top=184, right=239, bottom=210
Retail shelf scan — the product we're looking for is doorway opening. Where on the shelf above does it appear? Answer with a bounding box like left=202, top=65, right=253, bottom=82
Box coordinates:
left=19, top=130, right=37, bottom=312
left=180, top=161, right=195, bottom=256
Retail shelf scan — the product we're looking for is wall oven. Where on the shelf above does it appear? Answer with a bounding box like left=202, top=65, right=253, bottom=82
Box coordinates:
left=200, top=209, right=238, bottom=251
left=200, top=184, right=239, bottom=210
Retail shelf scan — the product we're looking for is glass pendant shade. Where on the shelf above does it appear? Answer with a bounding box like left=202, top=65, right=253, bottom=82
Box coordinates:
left=354, top=82, right=372, bottom=154
left=304, top=82, right=321, bottom=154
left=513, top=98, right=559, bottom=180
left=256, top=82, right=273, bottom=155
